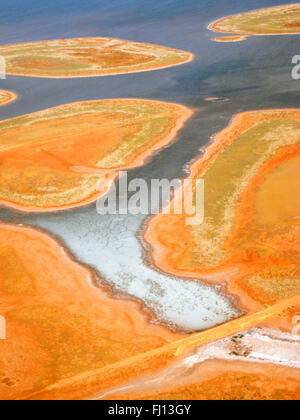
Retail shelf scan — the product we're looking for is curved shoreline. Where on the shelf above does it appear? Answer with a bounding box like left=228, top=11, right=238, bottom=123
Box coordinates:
left=208, top=3, right=300, bottom=36
left=0, top=89, right=18, bottom=106
left=143, top=109, right=300, bottom=329
left=0, top=222, right=182, bottom=400
left=143, top=111, right=253, bottom=315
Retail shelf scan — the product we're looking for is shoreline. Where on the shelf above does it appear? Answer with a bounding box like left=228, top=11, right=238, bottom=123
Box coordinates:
left=0, top=89, right=18, bottom=106
left=0, top=222, right=182, bottom=400
left=143, top=109, right=300, bottom=328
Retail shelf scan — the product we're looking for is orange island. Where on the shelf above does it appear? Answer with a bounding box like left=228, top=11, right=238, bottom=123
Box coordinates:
left=0, top=99, right=193, bottom=212
left=145, top=109, right=300, bottom=331
left=0, top=89, right=17, bottom=106
left=0, top=37, right=194, bottom=78
left=210, top=3, right=300, bottom=37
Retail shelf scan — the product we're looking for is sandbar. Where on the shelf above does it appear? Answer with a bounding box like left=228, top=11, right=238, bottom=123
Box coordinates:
left=213, top=35, right=248, bottom=42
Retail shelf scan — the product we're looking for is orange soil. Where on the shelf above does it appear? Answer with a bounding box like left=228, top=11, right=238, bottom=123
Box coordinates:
left=0, top=99, right=193, bottom=212
left=106, top=359, right=300, bottom=400
left=0, top=90, right=17, bottom=106
left=145, top=110, right=300, bottom=332
left=213, top=36, right=248, bottom=42
left=0, top=223, right=181, bottom=400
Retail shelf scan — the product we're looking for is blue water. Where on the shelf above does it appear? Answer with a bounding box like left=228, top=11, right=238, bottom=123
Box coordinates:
left=0, top=0, right=299, bottom=331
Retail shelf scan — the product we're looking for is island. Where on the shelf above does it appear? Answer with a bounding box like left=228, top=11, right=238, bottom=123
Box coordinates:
left=210, top=3, right=300, bottom=36
left=0, top=99, right=193, bottom=212
left=213, top=35, right=248, bottom=42
left=0, top=37, right=194, bottom=78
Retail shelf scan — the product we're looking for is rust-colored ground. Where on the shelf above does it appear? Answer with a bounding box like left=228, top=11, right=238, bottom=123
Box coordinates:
left=0, top=222, right=298, bottom=400
left=213, top=36, right=248, bottom=42
left=0, top=90, right=17, bottom=106
left=0, top=37, right=194, bottom=78
left=145, top=110, right=300, bottom=331
left=0, top=99, right=193, bottom=212
left=29, top=295, right=300, bottom=400
left=0, top=223, right=181, bottom=400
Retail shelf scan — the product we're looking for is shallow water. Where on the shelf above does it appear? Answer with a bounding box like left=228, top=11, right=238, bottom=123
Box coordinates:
left=0, top=0, right=299, bottom=331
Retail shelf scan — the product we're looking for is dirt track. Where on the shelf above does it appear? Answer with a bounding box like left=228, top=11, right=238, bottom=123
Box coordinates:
left=23, top=294, right=300, bottom=400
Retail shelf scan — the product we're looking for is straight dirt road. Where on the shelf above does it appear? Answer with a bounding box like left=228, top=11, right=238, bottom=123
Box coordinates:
left=23, top=294, right=299, bottom=400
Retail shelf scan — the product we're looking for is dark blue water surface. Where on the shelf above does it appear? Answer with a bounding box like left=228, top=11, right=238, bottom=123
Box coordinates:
left=0, top=0, right=299, bottom=331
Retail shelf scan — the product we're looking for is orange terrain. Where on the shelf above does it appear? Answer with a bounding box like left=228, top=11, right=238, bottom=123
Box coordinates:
left=27, top=294, right=300, bottom=400
left=0, top=37, right=194, bottom=78
left=145, top=110, right=300, bottom=331
left=0, top=89, right=17, bottom=106
left=0, top=222, right=298, bottom=400
left=0, top=223, right=182, bottom=400
left=0, top=98, right=193, bottom=212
